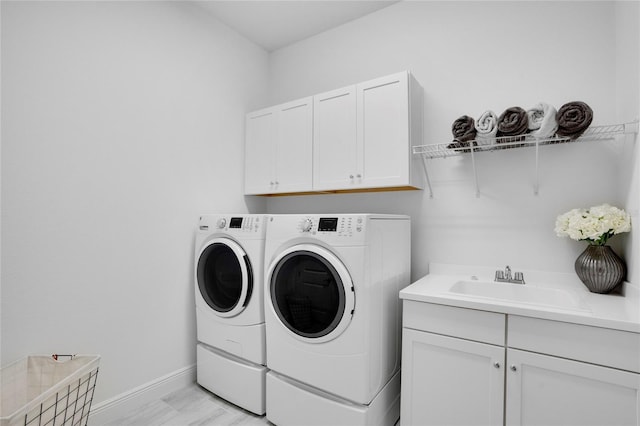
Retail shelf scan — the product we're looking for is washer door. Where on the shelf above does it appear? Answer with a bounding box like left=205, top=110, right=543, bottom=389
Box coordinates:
left=197, top=238, right=253, bottom=318
left=268, top=244, right=355, bottom=343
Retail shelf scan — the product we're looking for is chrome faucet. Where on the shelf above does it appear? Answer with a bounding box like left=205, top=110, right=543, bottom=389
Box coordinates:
left=495, top=265, right=525, bottom=284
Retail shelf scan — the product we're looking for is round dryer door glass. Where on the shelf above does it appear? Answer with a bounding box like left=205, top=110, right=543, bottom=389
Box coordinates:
left=269, top=247, right=354, bottom=341
left=197, top=238, right=253, bottom=318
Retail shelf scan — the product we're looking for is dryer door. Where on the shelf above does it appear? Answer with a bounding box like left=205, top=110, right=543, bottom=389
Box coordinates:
left=268, top=244, right=355, bottom=343
left=197, top=238, right=253, bottom=318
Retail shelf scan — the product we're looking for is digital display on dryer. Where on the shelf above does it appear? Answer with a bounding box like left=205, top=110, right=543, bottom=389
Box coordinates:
left=229, top=217, right=243, bottom=228
left=318, top=218, right=338, bottom=232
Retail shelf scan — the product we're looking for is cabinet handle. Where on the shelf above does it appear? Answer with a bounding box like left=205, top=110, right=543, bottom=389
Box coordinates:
left=349, top=174, right=354, bottom=179
left=493, top=362, right=500, bottom=369
left=270, top=181, right=274, bottom=185
left=275, top=181, right=279, bottom=185
left=510, top=365, right=517, bottom=372
left=356, top=174, right=362, bottom=178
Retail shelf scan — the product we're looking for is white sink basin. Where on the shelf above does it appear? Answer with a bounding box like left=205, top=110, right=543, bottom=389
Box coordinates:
left=447, top=280, right=590, bottom=312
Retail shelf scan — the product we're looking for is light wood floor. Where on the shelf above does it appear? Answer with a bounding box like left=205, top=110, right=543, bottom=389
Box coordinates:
left=103, top=383, right=271, bottom=426
left=103, top=382, right=400, bottom=426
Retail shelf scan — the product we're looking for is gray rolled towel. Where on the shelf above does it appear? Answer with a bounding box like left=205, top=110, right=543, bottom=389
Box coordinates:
left=497, top=107, right=529, bottom=139
left=556, top=101, right=593, bottom=139
left=451, top=115, right=477, bottom=144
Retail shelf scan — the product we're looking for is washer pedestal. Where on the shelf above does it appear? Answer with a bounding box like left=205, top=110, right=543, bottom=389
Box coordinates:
left=266, top=370, right=400, bottom=426
left=197, top=343, right=267, bottom=415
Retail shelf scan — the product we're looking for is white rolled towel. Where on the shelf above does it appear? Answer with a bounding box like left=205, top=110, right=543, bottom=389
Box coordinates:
left=474, top=110, right=498, bottom=146
left=526, top=102, right=558, bottom=139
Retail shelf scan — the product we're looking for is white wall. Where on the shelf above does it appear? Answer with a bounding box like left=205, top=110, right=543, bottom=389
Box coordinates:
left=266, top=1, right=639, bottom=282
left=1, top=0, right=268, bottom=404
left=615, top=1, right=640, bottom=284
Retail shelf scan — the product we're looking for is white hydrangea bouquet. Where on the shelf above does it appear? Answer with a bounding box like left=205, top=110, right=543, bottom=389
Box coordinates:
left=555, top=203, right=631, bottom=246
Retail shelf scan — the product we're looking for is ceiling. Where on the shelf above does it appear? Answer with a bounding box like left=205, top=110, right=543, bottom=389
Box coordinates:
left=195, top=1, right=400, bottom=52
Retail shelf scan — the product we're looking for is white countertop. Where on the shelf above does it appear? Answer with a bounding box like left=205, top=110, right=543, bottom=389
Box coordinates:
left=400, top=264, right=640, bottom=333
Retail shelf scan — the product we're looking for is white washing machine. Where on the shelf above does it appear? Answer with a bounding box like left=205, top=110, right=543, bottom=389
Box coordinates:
left=263, top=214, right=410, bottom=426
left=194, top=214, right=268, bottom=415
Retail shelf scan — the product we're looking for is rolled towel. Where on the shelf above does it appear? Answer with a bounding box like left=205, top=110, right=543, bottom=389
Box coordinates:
left=474, top=110, right=498, bottom=146
left=451, top=115, right=477, bottom=144
left=497, top=107, right=529, bottom=140
left=526, top=102, right=558, bottom=139
left=556, top=101, right=593, bottom=139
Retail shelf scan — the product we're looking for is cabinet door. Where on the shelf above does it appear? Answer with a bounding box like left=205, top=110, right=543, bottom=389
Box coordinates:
left=313, top=86, right=357, bottom=191
left=274, top=97, right=313, bottom=193
left=244, top=109, right=276, bottom=194
left=506, top=348, right=640, bottom=426
left=357, top=72, right=410, bottom=188
left=401, top=328, right=504, bottom=426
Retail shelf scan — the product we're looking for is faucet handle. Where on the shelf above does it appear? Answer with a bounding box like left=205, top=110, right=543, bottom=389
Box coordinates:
left=495, top=270, right=504, bottom=281
left=513, top=271, right=525, bottom=284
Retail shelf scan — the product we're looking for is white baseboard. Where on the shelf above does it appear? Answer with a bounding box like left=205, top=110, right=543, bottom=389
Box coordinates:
left=89, top=364, right=196, bottom=426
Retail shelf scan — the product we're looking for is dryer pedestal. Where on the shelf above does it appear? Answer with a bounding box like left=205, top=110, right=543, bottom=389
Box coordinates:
left=196, top=308, right=266, bottom=365
left=197, top=343, right=267, bottom=415
left=266, top=370, right=400, bottom=426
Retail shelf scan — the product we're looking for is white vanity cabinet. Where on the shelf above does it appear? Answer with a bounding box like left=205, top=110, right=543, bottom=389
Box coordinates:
left=313, top=71, right=423, bottom=192
left=505, top=316, right=640, bottom=426
left=244, top=97, right=313, bottom=195
left=400, top=300, right=640, bottom=426
left=401, top=302, right=505, bottom=426
left=506, top=348, right=639, bottom=426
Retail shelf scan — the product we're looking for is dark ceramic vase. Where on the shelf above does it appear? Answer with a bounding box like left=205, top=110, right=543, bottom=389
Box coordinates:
left=574, top=245, right=626, bottom=294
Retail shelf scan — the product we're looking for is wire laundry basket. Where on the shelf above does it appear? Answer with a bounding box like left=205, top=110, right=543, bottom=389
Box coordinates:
left=1, top=354, right=100, bottom=426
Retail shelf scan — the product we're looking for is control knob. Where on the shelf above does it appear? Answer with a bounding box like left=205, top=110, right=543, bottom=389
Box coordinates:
left=301, top=218, right=313, bottom=232
left=217, top=218, right=227, bottom=229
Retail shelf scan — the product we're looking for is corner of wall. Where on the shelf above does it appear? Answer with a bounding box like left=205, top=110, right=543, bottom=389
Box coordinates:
left=614, top=1, right=640, bottom=284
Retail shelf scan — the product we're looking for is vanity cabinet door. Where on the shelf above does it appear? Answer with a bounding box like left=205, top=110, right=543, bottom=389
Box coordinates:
left=401, top=328, right=504, bottom=426
left=505, top=348, right=640, bottom=426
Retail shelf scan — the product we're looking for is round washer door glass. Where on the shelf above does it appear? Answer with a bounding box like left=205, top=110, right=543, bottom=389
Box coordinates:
left=197, top=238, right=253, bottom=318
left=269, top=245, right=354, bottom=342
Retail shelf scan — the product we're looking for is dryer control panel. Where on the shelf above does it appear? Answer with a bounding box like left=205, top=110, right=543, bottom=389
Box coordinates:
left=198, top=215, right=267, bottom=239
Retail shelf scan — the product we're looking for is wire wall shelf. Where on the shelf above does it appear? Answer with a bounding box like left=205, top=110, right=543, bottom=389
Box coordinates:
left=413, top=121, right=639, bottom=198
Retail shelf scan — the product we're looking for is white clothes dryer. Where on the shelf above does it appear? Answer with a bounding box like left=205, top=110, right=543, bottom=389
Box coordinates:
left=263, top=214, right=410, bottom=425
left=194, top=214, right=268, bottom=415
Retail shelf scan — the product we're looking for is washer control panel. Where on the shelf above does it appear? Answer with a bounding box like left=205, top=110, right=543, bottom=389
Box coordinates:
left=298, top=216, right=364, bottom=237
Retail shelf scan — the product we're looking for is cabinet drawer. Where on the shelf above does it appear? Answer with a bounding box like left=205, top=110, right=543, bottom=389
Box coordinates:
left=403, top=300, right=505, bottom=346
left=509, top=315, right=640, bottom=373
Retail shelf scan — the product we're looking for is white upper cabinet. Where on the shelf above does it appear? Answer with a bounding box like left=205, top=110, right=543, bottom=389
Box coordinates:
left=275, top=98, right=313, bottom=193
left=358, top=72, right=413, bottom=189
left=313, top=71, right=423, bottom=192
left=244, top=97, right=313, bottom=195
left=245, top=108, right=276, bottom=195
left=312, top=86, right=357, bottom=191
left=245, top=71, right=423, bottom=195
